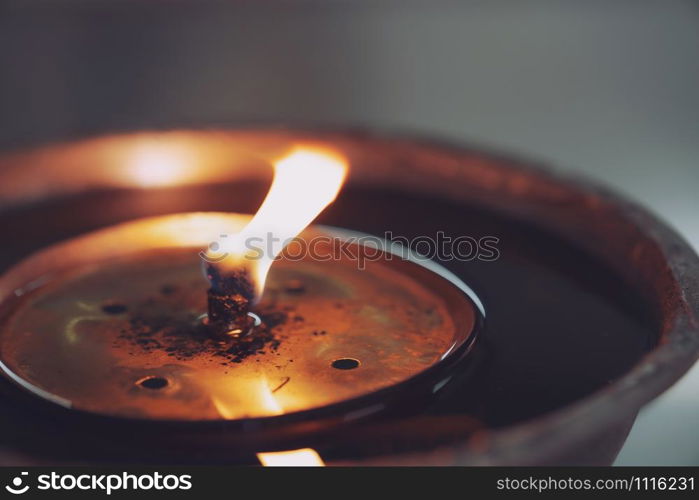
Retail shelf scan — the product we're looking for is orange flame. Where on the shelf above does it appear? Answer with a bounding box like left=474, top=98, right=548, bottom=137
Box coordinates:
left=257, top=448, right=325, bottom=466
left=207, top=146, right=347, bottom=299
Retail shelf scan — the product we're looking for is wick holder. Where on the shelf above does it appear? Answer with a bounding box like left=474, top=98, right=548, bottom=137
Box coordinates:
left=0, top=213, right=481, bottom=423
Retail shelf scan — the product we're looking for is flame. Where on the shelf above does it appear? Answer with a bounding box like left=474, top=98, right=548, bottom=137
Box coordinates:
left=208, top=146, right=347, bottom=298
left=257, top=448, right=325, bottom=467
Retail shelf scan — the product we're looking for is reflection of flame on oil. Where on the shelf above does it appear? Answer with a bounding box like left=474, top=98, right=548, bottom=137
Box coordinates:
left=127, top=142, right=197, bottom=188
left=211, top=377, right=283, bottom=419
left=257, top=448, right=325, bottom=467
left=206, top=146, right=348, bottom=299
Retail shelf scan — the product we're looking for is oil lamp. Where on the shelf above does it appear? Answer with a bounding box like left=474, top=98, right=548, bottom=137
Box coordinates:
left=0, top=146, right=481, bottom=440
left=0, top=129, right=696, bottom=466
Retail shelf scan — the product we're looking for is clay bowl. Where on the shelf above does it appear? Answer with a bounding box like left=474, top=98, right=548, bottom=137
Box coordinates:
left=0, top=128, right=696, bottom=465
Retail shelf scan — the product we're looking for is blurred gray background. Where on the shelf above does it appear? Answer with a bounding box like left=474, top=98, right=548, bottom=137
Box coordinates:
left=1, top=0, right=697, bottom=464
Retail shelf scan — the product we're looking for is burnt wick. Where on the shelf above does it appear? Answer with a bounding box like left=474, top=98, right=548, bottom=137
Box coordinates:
left=204, top=262, right=256, bottom=337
